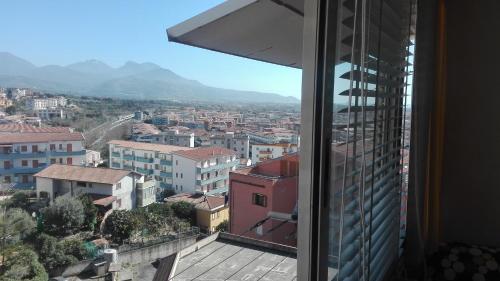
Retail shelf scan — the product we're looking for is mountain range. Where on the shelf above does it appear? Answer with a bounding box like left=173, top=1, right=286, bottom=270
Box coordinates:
left=0, top=52, right=299, bottom=104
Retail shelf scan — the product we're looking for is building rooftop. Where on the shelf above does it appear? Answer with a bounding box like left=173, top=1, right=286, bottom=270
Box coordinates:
left=0, top=132, right=84, bottom=144
left=173, top=146, right=236, bottom=161
left=34, top=164, right=133, bottom=185
left=167, top=232, right=297, bottom=281
left=108, top=140, right=191, bottom=154
left=0, top=124, right=73, bottom=133
left=132, top=123, right=160, bottom=135
left=165, top=193, right=225, bottom=211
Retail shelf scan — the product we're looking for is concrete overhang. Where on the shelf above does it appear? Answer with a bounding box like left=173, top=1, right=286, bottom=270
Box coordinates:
left=167, top=0, right=304, bottom=68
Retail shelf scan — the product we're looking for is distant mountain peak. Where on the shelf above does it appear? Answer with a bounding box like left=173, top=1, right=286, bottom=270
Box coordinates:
left=0, top=53, right=299, bottom=104
left=67, top=59, right=113, bottom=75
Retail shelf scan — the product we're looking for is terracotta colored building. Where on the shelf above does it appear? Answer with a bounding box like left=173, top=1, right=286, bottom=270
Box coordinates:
left=229, top=154, right=298, bottom=247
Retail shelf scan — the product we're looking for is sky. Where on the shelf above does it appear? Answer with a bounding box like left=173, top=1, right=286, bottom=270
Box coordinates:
left=0, top=0, right=302, bottom=99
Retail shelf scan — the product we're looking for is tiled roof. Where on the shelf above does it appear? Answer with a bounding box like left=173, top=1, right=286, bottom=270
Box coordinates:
left=0, top=124, right=73, bottom=133
left=34, top=164, right=132, bottom=185
left=173, top=147, right=236, bottom=161
left=108, top=140, right=191, bottom=154
left=165, top=193, right=225, bottom=211
left=0, top=132, right=84, bottom=144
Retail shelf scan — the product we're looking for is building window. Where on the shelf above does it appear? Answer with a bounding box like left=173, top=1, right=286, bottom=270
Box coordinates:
left=32, top=145, right=38, bottom=153
left=21, top=145, right=27, bottom=152
left=89, top=183, right=93, bottom=188
left=4, top=161, right=11, bottom=169
left=21, top=175, right=28, bottom=183
left=59, top=158, right=63, bottom=164
left=77, top=181, right=86, bottom=187
left=50, top=144, right=56, bottom=151
left=22, top=160, right=28, bottom=167
left=180, top=173, right=183, bottom=179
left=252, top=193, right=267, bottom=207
left=59, top=144, right=63, bottom=150
left=116, top=199, right=122, bottom=208
left=116, top=182, right=121, bottom=190
left=4, top=176, right=11, bottom=183
left=50, top=158, right=56, bottom=164
left=176, top=173, right=178, bottom=178
left=176, top=160, right=178, bottom=165
left=32, top=160, right=38, bottom=168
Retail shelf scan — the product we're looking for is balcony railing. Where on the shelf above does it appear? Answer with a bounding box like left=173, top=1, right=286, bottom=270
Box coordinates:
left=13, top=182, right=35, bottom=190
left=111, top=151, right=121, bottom=157
left=112, top=162, right=121, bottom=168
left=123, top=164, right=133, bottom=170
left=123, top=154, right=134, bottom=161
left=136, top=167, right=154, bottom=175
left=160, top=182, right=173, bottom=189
left=135, top=156, right=154, bottom=163
left=0, top=164, right=48, bottom=175
left=0, top=150, right=86, bottom=159
left=196, top=174, right=228, bottom=186
left=196, top=160, right=238, bottom=174
left=160, top=171, right=172, bottom=178
left=160, top=159, right=172, bottom=166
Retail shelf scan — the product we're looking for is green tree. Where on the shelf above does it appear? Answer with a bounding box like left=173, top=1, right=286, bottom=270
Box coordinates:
left=170, top=201, right=195, bottom=222
left=215, top=220, right=229, bottom=232
left=34, top=234, right=77, bottom=275
left=0, top=208, right=35, bottom=264
left=0, top=246, right=48, bottom=281
left=105, top=210, right=139, bottom=243
left=4, top=106, right=15, bottom=115
left=41, top=197, right=85, bottom=236
left=61, top=238, right=89, bottom=260
left=146, top=203, right=173, bottom=218
left=5, top=192, right=30, bottom=211
left=78, top=195, right=97, bottom=231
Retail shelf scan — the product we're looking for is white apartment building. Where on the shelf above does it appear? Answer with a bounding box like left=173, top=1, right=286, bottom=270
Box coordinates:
left=209, top=132, right=249, bottom=159
left=35, top=108, right=67, bottom=120
left=151, top=129, right=195, bottom=147
left=27, top=97, right=67, bottom=110
left=0, top=132, right=86, bottom=189
left=172, top=147, right=237, bottom=195
left=108, top=140, right=191, bottom=190
left=251, top=143, right=299, bottom=164
left=34, top=164, right=153, bottom=210
left=109, top=140, right=237, bottom=195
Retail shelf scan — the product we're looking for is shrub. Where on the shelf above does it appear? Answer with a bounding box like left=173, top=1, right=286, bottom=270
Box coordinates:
left=170, top=201, right=195, bottom=222
left=78, top=195, right=97, bottom=231
left=41, top=197, right=85, bottom=236
left=34, top=234, right=77, bottom=275
left=104, top=210, right=139, bottom=243
left=1, top=246, right=48, bottom=281
left=215, top=220, right=229, bottom=232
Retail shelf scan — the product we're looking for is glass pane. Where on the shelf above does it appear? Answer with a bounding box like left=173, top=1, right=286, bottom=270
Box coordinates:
left=327, top=0, right=415, bottom=280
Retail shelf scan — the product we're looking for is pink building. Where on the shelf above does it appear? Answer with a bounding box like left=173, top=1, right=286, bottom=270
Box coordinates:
left=229, top=154, right=298, bottom=247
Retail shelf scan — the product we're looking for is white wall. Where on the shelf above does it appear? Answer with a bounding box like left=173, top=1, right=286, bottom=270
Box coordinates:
left=171, top=155, right=197, bottom=193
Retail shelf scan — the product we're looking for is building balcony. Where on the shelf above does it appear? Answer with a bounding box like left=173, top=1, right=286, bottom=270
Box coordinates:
left=123, top=164, right=133, bottom=170
left=48, top=150, right=86, bottom=157
left=160, top=182, right=173, bottom=189
left=196, top=160, right=238, bottom=174
left=111, top=151, right=121, bottom=157
left=0, top=164, right=48, bottom=175
left=160, top=159, right=172, bottom=166
left=13, top=182, right=35, bottom=190
left=111, top=162, right=121, bottom=168
left=196, top=174, right=228, bottom=186
left=135, top=156, right=154, bottom=163
left=160, top=171, right=172, bottom=178
left=0, top=151, right=48, bottom=159
left=123, top=154, right=134, bottom=161
left=136, top=167, right=154, bottom=175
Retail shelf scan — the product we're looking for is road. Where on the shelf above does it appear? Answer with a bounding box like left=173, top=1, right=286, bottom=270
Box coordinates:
left=84, top=114, right=134, bottom=150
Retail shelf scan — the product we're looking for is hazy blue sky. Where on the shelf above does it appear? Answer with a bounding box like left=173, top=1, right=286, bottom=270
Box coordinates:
left=0, top=0, right=302, bottom=98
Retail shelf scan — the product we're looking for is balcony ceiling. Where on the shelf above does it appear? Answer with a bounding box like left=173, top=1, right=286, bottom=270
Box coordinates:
left=167, top=0, right=304, bottom=69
